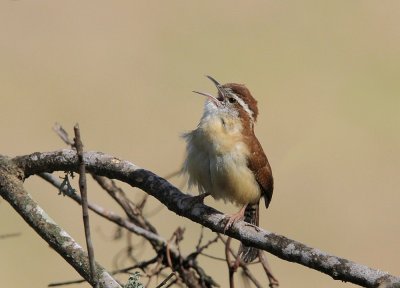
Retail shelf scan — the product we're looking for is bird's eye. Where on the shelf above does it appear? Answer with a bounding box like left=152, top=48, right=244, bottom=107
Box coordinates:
left=228, top=97, right=236, bottom=103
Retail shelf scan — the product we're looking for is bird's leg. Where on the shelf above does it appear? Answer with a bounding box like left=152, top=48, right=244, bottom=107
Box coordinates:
left=224, top=204, right=248, bottom=232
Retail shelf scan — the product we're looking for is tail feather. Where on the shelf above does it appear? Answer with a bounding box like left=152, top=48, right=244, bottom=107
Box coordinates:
left=240, top=203, right=259, bottom=263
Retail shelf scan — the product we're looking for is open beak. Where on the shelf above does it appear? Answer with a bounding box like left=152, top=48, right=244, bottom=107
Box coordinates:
left=191, top=75, right=226, bottom=106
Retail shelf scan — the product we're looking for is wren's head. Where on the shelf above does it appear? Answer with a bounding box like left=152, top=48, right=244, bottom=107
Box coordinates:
left=193, top=76, right=259, bottom=129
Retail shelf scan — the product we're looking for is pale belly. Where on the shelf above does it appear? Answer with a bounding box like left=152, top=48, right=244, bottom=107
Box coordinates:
left=209, top=152, right=262, bottom=205
left=184, top=130, right=261, bottom=206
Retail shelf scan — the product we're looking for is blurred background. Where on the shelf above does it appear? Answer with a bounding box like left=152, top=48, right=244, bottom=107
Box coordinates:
left=1, top=1, right=399, bottom=287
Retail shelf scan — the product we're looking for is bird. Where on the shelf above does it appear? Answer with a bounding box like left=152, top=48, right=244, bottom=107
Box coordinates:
left=182, top=75, right=273, bottom=262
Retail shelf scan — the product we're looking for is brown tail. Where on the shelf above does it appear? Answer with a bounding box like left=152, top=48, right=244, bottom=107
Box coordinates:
left=240, top=203, right=259, bottom=263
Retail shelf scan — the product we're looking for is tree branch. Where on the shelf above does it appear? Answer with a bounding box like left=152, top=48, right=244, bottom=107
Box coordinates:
left=9, top=149, right=400, bottom=288
left=73, top=124, right=98, bottom=287
left=0, top=155, right=121, bottom=288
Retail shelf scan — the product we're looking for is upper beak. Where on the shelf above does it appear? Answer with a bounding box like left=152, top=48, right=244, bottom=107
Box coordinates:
left=206, top=75, right=226, bottom=100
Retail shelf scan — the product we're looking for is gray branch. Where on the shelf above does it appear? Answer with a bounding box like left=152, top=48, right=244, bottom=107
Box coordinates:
left=39, top=172, right=179, bottom=257
left=5, top=149, right=400, bottom=288
left=0, top=155, right=121, bottom=288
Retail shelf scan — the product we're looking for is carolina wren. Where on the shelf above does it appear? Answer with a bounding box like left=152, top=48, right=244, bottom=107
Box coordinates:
left=182, top=76, right=273, bottom=262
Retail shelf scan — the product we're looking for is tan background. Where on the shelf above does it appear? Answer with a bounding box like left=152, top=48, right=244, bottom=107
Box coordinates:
left=1, top=1, right=399, bottom=287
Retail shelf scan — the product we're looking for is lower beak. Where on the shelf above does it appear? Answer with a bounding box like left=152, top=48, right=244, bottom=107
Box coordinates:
left=192, top=91, right=221, bottom=107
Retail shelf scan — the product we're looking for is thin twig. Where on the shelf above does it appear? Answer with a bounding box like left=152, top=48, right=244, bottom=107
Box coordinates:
left=218, top=234, right=237, bottom=259
left=187, top=234, right=219, bottom=261
left=241, top=266, right=263, bottom=288
left=0, top=232, right=21, bottom=239
left=155, top=272, right=176, bottom=288
left=163, top=278, right=179, bottom=288
left=115, top=256, right=160, bottom=274
left=166, top=227, right=185, bottom=270
left=92, top=175, right=157, bottom=233
left=146, top=257, right=164, bottom=287
left=196, top=235, right=219, bottom=254
left=259, top=251, right=279, bottom=287
left=53, top=122, right=74, bottom=146
left=48, top=256, right=160, bottom=287
left=195, top=226, right=205, bottom=251
left=48, top=279, right=86, bottom=287
left=73, top=124, right=98, bottom=288
left=137, top=194, right=149, bottom=210
left=224, top=237, right=243, bottom=288
left=219, top=234, right=270, bottom=287
left=199, top=253, right=226, bottom=261
left=225, top=237, right=235, bottom=288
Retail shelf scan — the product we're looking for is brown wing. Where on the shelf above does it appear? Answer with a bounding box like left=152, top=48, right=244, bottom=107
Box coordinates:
left=231, top=87, right=273, bottom=208
left=245, top=134, right=274, bottom=208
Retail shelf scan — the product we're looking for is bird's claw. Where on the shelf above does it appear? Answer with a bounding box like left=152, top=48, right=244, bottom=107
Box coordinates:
left=244, top=223, right=260, bottom=232
left=223, top=213, right=245, bottom=233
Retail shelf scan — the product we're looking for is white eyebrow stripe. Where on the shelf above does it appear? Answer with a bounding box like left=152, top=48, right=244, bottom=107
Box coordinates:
left=230, top=93, right=255, bottom=122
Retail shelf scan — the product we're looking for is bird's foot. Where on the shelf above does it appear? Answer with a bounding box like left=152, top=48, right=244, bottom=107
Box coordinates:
left=223, top=205, right=247, bottom=233
left=224, top=213, right=244, bottom=232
